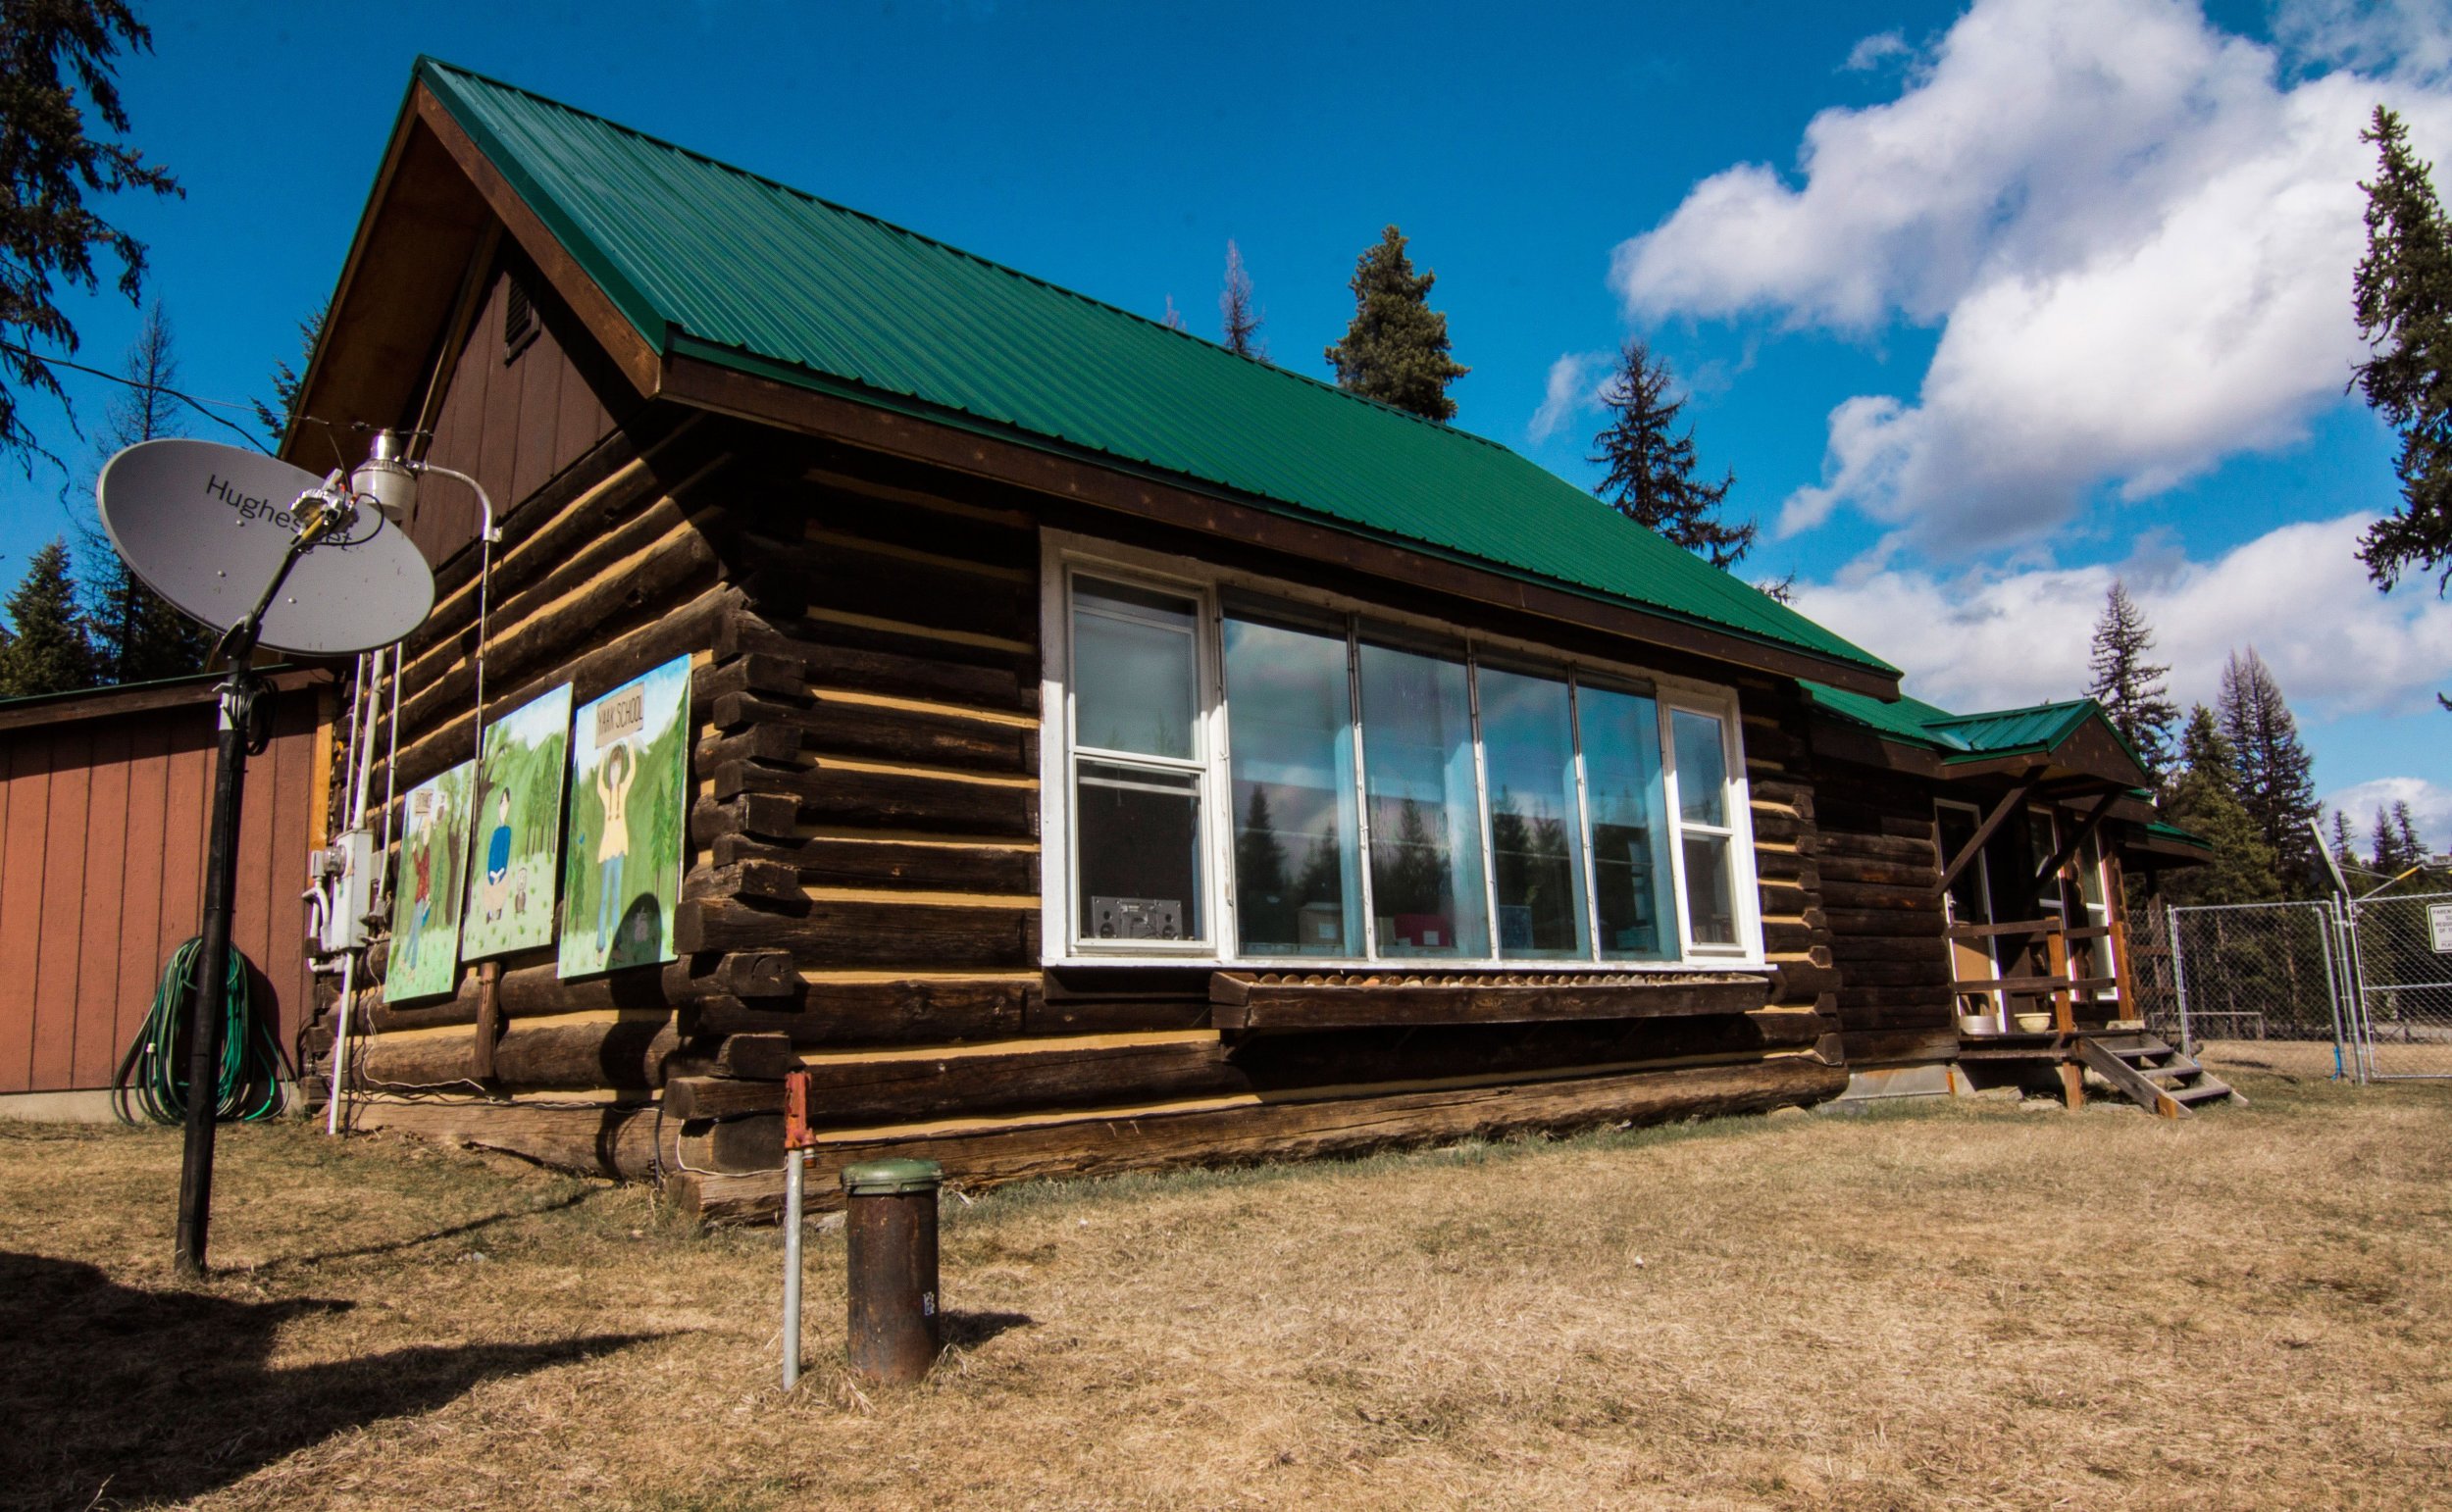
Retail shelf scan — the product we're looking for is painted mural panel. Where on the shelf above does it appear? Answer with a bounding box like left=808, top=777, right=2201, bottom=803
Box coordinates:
left=558, top=656, right=690, bottom=978
left=385, top=759, right=476, bottom=1002
left=459, top=684, right=573, bottom=962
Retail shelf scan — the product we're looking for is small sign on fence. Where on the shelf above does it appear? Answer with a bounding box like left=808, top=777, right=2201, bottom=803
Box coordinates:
left=2430, top=902, right=2452, bottom=955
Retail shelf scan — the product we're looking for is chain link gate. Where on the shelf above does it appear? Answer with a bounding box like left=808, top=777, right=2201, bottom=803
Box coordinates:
left=2347, top=890, right=2452, bottom=1080
left=2138, top=900, right=2355, bottom=1081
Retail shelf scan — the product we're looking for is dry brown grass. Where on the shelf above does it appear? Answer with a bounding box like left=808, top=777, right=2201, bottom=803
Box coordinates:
left=7, top=1074, right=2452, bottom=1510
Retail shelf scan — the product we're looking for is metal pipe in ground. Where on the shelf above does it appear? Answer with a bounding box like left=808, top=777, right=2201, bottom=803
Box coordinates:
left=843, top=1158, right=943, bottom=1385
left=782, top=1148, right=805, bottom=1390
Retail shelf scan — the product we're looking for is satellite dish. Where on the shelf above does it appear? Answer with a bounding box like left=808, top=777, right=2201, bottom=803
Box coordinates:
left=98, top=438, right=434, bottom=655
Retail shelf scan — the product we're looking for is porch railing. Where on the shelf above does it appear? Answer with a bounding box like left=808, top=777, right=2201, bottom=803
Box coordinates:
left=1947, top=918, right=2120, bottom=1034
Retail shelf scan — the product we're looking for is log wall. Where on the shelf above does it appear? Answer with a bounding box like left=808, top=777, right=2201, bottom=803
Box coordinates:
left=316, top=412, right=1857, bottom=1215
left=1804, top=754, right=1954, bottom=1069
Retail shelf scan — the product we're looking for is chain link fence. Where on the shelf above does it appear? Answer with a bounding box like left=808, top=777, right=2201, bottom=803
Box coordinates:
left=2129, top=900, right=2352, bottom=1081
left=2349, top=890, right=2452, bottom=1080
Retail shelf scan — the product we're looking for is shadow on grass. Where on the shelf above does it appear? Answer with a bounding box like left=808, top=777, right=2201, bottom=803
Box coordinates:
left=940, top=1308, right=1034, bottom=1349
left=261, top=1190, right=591, bottom=1270
left=0, top=1250, right=658, bottom=1510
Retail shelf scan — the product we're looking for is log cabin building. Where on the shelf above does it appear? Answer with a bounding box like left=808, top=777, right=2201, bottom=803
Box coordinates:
left=259, top=59, right=2222, bottom=1222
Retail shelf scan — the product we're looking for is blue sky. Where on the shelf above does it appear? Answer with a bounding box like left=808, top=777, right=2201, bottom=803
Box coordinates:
left=6, top=0, right=2447, bottom=845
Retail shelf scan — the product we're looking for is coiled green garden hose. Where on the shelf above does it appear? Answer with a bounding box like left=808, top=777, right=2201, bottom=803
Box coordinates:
left=111, top=937, right=294, bottom=1126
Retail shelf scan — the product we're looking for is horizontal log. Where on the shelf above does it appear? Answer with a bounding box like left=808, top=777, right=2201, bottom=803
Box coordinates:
left=1954, top=975, right=2117, bottom=994
left=1834, top=959, right=1951, bottom=987
left=1816, top=832, right=1937, bottom=866
left=673, top=1034, right=1233, bottom=1126
left=1815, top=855, right=1936, bottom=888
left=1768, top=961, right=1843, bottom=999
left=694, top=724, right=803, bottom=771
left=1748, top=779, right=1815, bottom=818
left=674, top=895, right=1041, bottom=967
left=1838, top=1001, right=1957, bottom=1030
left=713, top=692, right=1036, bottom=775
left=1835, top=988, right=1955, bottom=1018
left=1749, top=808, right=1812, bottom=847
left=714, top=612, right=1038, bottom=714
left=1752, top=848, right=1820, bottom=886
left=672, top=1056, right=1850, bottom=1224
left=1757, top=881, right=1816, bottom=918
left=689, top=975, right=1040, bottom=1045
left=684, top=859, right=806, bottom=905
left=711, top=759, right=1038, bottom=838
left=740, top=530, right=1037, bottom=642
left=707, top=833, right=1039, bottom=895
left=1762, top=921, right=1834, bottom=957
left=714, top=1032, right=803, bottom=1081
left=1839, top=1027, right=1959, bottom=1068
left=1818, top=878, right=1939, bottom=912
left=1826, top=908, right=1945, bottom=939
left=359, top=958, right=708, bottom=1033
left=691, top=792, right=801, bottom=844
left=344, top=1098, right=661, bottom=1180
left=790, top=473, right=1041, bottom=573
left=1209, top=971, right=1771, bottom=1032
left=352, top=1018, right=681, bottom=1091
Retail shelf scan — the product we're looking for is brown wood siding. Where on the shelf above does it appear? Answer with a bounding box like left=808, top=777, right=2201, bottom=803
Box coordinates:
left=0, top=685, right=326, bottom=1094
left=412, top=253, right=639, bottom=572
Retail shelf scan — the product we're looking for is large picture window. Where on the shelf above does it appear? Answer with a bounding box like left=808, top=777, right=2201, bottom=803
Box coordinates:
left=1048, top=547, right=1760, bottom=967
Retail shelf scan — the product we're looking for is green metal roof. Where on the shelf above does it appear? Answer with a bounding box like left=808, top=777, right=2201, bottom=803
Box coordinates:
left=1802, top=683, right=2146, bottom=772
left=411, top=59, right=1895, bottom=680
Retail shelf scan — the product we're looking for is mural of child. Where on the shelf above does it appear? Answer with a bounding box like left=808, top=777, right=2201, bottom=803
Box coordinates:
left=594, top=741, right=636, bottom=952
left=481, top=788, right=514, bottom=924
left=407, top=832, right=434, bottom=968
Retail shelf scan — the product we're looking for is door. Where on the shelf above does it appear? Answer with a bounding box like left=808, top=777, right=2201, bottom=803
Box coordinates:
left=1937, top=800, right=2001, bottom=1031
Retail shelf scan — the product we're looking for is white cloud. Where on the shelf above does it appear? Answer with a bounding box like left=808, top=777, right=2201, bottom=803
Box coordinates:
left=2324, top=776, right=2452, bottom=853
left=2275, top=0, right=2452, bottom=84
left=1610, top=0, right=2452, bottom=554
left=1789, top=512, right=2452, bottom=717
left=1527, top=350, right=1607, bottom=443
left=1843, top=29, right=1913, bottom=72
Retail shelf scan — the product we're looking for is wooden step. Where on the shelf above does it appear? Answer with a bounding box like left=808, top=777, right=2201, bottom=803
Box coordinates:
left=2076, top=1037, right=2190, bottom=1118
left=2173, top=1078, right=2243, bottom=1106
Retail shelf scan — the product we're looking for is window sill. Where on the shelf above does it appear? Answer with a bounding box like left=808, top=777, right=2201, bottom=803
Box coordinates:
left=1209, top=968, right=1773, bottom=1033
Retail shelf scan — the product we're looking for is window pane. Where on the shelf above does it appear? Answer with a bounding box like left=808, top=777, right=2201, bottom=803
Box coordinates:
left=1073, top=578, right=1197, bottom=759
left=1077, top=761, right=1201, bottom=943
left=1224, top=614, right=1360, bottom=956
left=1580, top=685, right=1672, bottom=961
left=1682, top=833, right=1738, bottom=946
left=1478, top=668, right=1588, bottom=959
left=1670, top=709, right=1728, bottom=826
left=1358, top=643, right=1487, bottom=957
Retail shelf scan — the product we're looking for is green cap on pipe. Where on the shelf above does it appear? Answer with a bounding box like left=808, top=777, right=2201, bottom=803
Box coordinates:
left=842, top=1158, right=944, bottom=1196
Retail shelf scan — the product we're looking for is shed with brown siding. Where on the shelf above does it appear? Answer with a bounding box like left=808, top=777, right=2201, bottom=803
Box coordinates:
left=0, top=671, right=332, bottom=1119
left=266, top=59, right=2206, bottom=1220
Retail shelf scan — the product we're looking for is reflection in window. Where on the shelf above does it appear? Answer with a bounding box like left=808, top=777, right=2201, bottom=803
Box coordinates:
left=1223, top=614, right=1360, bottom=956
left=1479, top=668, right=1587, bottom=959
left=1072, top=578, right=1197, bottom=759
left=1669, top=709, right=1738, bottom=947
left=1358, top=641, right=1487, bottom=957
left=1579, top=684, right=1672, bottom=960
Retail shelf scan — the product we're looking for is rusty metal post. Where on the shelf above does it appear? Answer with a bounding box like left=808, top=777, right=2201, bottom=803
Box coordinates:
left=842, top=1158, right=943, bottom=1384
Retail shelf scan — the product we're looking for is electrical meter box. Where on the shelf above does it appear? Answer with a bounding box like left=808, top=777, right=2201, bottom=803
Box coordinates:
left=317, top=829, right=378, bottom=954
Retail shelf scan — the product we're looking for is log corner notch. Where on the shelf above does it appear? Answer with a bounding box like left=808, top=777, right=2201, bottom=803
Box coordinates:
left=1208, top=970, right=1773, bottom=1033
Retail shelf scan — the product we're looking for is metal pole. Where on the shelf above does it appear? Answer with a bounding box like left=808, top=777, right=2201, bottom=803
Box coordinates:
left=2317, top=898, right=2348, bottom=1082
left=2168, top=905, right=2194, bottom=1058
left=174, top=663, right=258, bottom=1277
left=783, top=1148, right=805, bottom=1390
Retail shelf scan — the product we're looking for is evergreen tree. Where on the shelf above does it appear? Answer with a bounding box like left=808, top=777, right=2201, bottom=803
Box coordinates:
left=2330, top=808, right=2360, bottom=868
left=2162, top=705, right=2281, bottom=906
left=1293, top=830, right=1343, bottom=914
left=1234, top=785, right=1292, bottom=944
left=0, top=538, right=97, bottom=695
left=2351, top=105, right=2452, bottom=701
left=250, top=302, right=325, bottom=443
left=2083, top=580, right=2178, bottom=783
left=79, top=302, right=210, bottom=682
left=1588, top=337, right=1755, bottom=571
left=0, top=0, right=179, bottom=466
left=1219, top=240, right=1264, bottom=359
left=2216, top=648, right=2319, bottom=889
left=2371, top=805, right=2407, bottom=873
left=2394, top=798, right=2430, bottom=865
left=1324, top=227, right=1467, bottom=422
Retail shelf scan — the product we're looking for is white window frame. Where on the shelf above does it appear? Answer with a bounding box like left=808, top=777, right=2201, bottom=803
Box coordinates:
left=1038, top=530, right=1765, bottom=971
